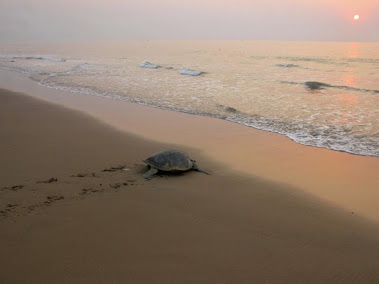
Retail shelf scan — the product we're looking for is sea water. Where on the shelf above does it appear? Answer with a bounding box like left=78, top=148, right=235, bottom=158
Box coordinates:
left=0, top=41, right=378, bottom=157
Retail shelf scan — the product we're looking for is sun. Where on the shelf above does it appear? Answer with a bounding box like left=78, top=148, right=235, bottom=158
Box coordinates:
left=353, top=15, right=360, bottom=20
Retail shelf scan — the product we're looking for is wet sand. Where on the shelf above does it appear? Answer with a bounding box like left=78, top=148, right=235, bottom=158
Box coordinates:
left=1, top=69, right=379, bottom=222
left=1, top=87, right=379, bottom=282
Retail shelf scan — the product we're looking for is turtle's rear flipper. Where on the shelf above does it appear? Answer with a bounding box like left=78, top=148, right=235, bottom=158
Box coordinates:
left=143, top=167, right=159, bottom=179
left=192, top=162, right=210, bottom=175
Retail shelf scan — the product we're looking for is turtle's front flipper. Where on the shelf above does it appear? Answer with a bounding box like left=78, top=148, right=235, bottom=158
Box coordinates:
left=192, top=162, right=210, bottom=175
left=143, top=167, right=159, bottom=179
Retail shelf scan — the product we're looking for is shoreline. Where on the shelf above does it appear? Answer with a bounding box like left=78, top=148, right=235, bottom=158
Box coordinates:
left=1, top=69, right=378, bottom=223
left=1, top=87, right=379, bottom=282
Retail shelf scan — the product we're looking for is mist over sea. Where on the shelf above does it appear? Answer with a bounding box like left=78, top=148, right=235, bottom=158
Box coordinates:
left=1, top=41, right=378, bottom=157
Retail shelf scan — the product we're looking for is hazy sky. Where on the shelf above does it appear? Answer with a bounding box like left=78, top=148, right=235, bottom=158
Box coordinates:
left=0, top=0, right=378, bottom=42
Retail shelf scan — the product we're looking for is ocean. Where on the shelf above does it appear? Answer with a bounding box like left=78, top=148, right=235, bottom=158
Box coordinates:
left=1, top=41, right=378, bottom=157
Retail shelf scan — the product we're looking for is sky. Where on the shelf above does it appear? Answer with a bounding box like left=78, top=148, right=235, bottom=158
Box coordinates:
left=0, top=0, right=378, bottom=42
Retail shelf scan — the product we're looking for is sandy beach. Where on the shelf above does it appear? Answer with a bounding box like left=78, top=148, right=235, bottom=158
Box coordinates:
left=1, top=72, right=379, bottom=282
left=1, top=69, right=379, bottom=222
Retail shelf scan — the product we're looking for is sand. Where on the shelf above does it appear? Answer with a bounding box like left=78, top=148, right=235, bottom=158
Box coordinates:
left=1, top=70, right=379, bottom=223
left=1, top=79, right=379, bottom=282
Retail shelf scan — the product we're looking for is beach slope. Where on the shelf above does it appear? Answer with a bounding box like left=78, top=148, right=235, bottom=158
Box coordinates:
left=1, top=89, right=379, bottom=282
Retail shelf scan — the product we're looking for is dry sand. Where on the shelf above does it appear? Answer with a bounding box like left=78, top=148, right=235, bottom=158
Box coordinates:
left=1, top=87, right=379, bottom=282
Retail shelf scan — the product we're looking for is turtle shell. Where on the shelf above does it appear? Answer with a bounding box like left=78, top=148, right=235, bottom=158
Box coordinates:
left=143, top=150, right=193, bottom=172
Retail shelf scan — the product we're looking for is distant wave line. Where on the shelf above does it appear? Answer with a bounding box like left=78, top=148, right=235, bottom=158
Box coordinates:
left=0, top=55, right=66, bottom=62
left=275, top=64, right=309, bottom=69
left=250, top=55, right=379, bottom=66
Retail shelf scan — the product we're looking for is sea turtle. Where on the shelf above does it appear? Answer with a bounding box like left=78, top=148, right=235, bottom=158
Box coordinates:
left=304, top=81, right=330, bottom=90
left=142, top=150, right=210, bottom=179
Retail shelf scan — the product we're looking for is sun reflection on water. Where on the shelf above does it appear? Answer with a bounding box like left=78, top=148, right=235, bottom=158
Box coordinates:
left=339, top=94, right=357, bottom=107
left=347, top=42, right=360, bottom=58
left=342, top=73, right=356, bottom=87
